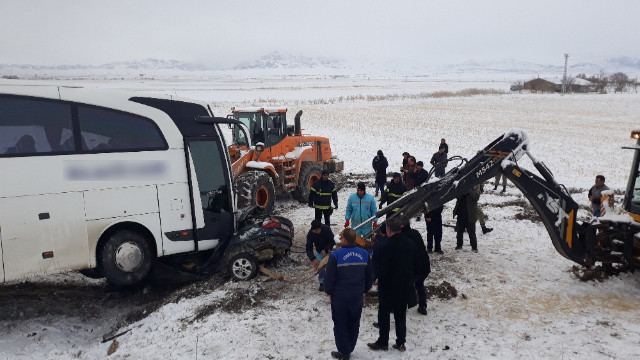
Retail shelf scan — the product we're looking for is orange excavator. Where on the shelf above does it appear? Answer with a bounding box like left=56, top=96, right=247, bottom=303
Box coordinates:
left=226, top=107, right=343, bottom=213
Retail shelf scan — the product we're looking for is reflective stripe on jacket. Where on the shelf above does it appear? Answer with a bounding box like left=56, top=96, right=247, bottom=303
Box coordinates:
left=309, top=179, right=338, bottom=210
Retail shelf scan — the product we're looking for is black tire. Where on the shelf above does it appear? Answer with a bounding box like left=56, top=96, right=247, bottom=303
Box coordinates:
left=292, top=162, right=324, bottom=202
left=99, top=230, right=154, bottom=286
left=236, top=171, right=276, bottom=213
left=78, top=268, right=102, bottom=279
left=228, top=253, right=258, bottom=281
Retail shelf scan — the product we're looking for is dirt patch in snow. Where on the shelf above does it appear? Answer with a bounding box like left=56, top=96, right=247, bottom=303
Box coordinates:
left=426, top=281, right=458, bottom=300
left=0, top=279, right=186, bottom=323
left=570, top=264, right=633, bottom=282
left=499, top=198, right=542, bottom=223
left=187, top=284, right=278, bottom=324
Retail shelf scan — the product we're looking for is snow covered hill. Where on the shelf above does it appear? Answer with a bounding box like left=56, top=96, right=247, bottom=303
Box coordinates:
left=2, top=53, right=639, bottom=80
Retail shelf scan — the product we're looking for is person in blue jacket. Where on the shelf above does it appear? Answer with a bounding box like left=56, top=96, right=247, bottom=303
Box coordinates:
left=324, top=228, right=375, bottom=360
left=344, top=182, right=378, bottom=237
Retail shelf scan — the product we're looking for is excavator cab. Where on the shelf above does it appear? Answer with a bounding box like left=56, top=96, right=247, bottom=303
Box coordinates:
left=231, top=107, right=287, bottom=147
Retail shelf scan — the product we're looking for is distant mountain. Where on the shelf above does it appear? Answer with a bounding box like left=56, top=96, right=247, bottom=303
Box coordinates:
left=0, top=58, right=208, bottom=79
left=98, top=58, right=207, bottom=71
left=2, top=54, right=639, bottom=80
left=232, top=51, right=341, bottom=70
left=441, top=58, right=562, bottom=74
left=229, top=52, right=640, bottom=78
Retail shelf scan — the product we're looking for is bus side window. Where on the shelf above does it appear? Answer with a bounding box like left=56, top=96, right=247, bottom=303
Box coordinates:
left=77, top=105, right=167, bottom=152
left=0, top=95, right=74, bottom=156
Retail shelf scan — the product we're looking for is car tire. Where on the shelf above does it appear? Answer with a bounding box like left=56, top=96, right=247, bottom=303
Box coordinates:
left=99, top=229, right=153, bottom=286
left=236, top=171, right=276, bottom=213
left=292, top=162, right=323, bottom=202
left=228, top=253, right=258, bottom=281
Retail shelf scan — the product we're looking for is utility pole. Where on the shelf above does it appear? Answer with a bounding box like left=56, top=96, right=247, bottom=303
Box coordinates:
left=562, top=53, right=569, bottom=94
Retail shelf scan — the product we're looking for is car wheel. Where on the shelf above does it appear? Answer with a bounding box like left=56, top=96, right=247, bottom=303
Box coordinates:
left=228, top=253, right=258, bottom=281
left=99, top=229, right=153, bottom=286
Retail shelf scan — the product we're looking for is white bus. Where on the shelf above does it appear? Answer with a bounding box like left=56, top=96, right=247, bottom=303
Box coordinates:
left=0, top=84, right=293, bottom=285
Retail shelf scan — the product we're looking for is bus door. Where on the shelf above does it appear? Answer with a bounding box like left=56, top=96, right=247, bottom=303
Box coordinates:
left=187, top=138, right=234, bottom=245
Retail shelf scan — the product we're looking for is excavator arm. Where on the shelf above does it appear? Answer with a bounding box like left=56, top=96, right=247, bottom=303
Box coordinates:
left=366, top=129, right=589, bottom=266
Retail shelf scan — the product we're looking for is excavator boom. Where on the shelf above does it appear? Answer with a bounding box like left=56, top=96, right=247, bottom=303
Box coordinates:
left=369, top=129, right=589, bottom=266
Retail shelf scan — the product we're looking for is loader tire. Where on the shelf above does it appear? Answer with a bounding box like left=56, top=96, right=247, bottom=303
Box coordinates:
left=292, top=162, right=324, bottom=203
left=236, top=171, right=275, bottom=213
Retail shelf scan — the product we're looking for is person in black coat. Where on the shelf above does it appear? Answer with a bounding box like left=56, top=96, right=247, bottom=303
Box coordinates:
left=400, top=215, right=430, bottom=316
left=430, top=145, right=448, bottom=178
left=368, top=218, right=417, bottom=352
left=453, top=187, right=480, bottom=252
left=309, top=170, right=338, bottom=225
left=306, top=220, right=336, bottom=291
left=412, top=161, right=429, bottom=188
left=425, top=205, right=444, bottom=253
left=440, top=138, right=449, bottom=154
left=372, top=150, right=388, bottom=197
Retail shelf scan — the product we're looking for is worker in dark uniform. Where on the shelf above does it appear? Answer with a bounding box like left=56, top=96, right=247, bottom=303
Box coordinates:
left=309, top=170, right=338, bottom=225
left=379, top=173, right=407, bottom=213
left=306, top=219, right=335, bottom=291
left=324, top=228, right=374, bottom=360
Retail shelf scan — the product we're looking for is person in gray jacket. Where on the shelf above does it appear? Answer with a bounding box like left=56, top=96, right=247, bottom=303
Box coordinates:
left=588, top=175, right=610, bottom=217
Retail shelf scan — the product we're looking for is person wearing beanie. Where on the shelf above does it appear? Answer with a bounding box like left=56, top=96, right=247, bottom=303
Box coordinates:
left=372, top=150, right=388, bottom=197
left=344, top=182, right=378, bottom=237
left=306, top=219, right=335, bottom=291
left=309, top=169, right=338, bottom=226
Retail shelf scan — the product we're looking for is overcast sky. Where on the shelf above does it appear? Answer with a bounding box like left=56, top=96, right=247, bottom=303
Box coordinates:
left=2, top=0, right=639, bottom=69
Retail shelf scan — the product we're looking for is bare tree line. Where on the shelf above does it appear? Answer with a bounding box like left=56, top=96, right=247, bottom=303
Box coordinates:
left=575, top=71, right=638, bottom=93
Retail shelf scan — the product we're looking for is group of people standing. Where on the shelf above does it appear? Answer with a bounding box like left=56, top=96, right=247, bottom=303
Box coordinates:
left=305, top=138, right=505, bottom=359
left=306, top=139, right=612, bottom=359
left=321, top=215, right=431, bottom=359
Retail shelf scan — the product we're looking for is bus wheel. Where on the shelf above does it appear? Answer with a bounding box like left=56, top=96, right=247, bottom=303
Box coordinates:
left=99, top=230, right=153, bottom=286
left=228, top=253, right=258, bottom=281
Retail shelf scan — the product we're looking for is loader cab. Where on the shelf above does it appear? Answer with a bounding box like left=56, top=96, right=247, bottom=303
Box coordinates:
left=624, top=130, right=640, bottom=219
left=231, top=107, right=288, bottom=147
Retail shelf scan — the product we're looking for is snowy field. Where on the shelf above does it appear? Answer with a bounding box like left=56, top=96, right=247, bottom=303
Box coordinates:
left=1, top=76, right=640, bottom=360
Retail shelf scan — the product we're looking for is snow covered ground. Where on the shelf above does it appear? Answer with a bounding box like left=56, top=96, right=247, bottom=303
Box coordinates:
left=1, top=76, right=640, bottom=360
